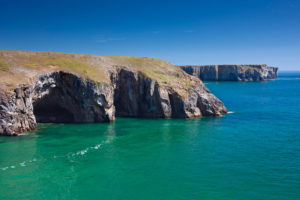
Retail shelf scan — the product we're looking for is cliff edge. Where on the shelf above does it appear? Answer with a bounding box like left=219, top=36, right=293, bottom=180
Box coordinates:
left=0, top=50, right=227, bottom=136
left=179, top=65, right=278, bottom=81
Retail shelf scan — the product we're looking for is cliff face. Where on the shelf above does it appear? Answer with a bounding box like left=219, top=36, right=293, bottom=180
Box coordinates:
left=180, top=65, right=278, bottom=81
left=112, top=68, right=226, bottom=118
left=0, top=87, right=36, bottom=135
left=0, top=51, right=227, bottom=136
left=0, top=71, right=115, bottom=136
left=32, top=71, right=115, bottom=124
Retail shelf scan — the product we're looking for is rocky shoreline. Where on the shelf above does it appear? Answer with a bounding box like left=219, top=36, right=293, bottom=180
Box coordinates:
left=0, top=51, right=227, bottom=136
left=180, top=64, right=278, bottom=81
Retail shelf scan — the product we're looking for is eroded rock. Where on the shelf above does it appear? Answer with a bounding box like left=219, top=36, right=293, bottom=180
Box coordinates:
left=180, top=64, right=278, bottom=81
left=0, top=70, right=227, bottom=136
left=113, top=68, right=227, bottom=119
left=32, top=71, right=115, bottom=123
left=0, top=87, right=36, bottom=136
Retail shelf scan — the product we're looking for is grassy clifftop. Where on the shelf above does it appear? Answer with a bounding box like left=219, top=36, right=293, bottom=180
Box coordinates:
left=0, top=50, right=197, bottom=95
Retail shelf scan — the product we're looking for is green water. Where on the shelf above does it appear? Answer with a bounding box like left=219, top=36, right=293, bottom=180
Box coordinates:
left=1, top=72, right=300, bottom=200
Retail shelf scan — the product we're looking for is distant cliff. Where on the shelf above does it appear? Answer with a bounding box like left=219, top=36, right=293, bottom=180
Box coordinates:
left=179, top=65, right=278, bottom=81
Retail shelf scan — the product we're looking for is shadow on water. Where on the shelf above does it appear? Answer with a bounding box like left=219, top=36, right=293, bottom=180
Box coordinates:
left=0, top=116, right=226, bottom=164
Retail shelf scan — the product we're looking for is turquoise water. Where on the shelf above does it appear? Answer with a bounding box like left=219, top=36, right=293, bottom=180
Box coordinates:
left=1, top=72, right=300, bottom=200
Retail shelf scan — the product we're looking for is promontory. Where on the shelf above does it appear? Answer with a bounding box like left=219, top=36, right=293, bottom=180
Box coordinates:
left=0, top=50, right=227, bottom=136
left=180, top=64, right=278, bottom=81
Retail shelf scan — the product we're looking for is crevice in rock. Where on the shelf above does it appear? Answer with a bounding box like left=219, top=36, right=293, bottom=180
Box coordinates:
left=168, top=92, right=186, bottom=118
left=113, top=69, right=166, bottom=118
left=1, top=69, right=227, bottom=136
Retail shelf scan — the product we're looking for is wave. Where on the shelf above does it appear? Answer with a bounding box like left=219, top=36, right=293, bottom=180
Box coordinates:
left=1, top=143, right=102, bottom=171
left=67, top=136, right=114, bottom=159
left=227, top=111, right=235, bottom=114
left=1, top=158, right=38, bottom=171
left=68, top=143, right=102, bottom=157
left=1, top=136, right=116, bottom=171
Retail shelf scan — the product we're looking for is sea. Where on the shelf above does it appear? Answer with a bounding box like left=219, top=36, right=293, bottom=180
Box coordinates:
left=0, top=71, right=299, bottom=200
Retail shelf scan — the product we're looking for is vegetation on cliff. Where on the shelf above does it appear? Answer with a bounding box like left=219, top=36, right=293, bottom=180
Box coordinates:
left=0, top=50, right=195, bottom=96
left=0, top=50, right=228, bottom=135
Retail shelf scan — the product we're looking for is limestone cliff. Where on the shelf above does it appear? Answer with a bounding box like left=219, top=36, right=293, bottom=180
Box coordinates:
left=0, top=50, right=227, bottom=136
left=180, top=65, right=278, bottom=81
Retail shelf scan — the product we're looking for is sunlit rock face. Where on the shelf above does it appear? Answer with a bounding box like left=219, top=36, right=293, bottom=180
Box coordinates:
left=0, top=51, right=229, bottom=136
left=0, top=70, right=227, bottom=136
left=0, top=71, right=115, bottom=135
left=0, top=87, right=36, bottom=136
left=180, top=65, right=278, bottom=81
left=112, top=68, right=227, bottom=119
left=32, top=71, right=115, bottom=124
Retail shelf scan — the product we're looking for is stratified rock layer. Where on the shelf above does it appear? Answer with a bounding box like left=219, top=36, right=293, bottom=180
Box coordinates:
left=0, top=71, right=115, bottom=136
left=112, top=68, right=226, bottom=119
left=0, top=87, right=36, bottom=136
left=0, top=69, right=227, bottom=136
left=32, top=71, right=115, bottom=123
left=0, top=51, right=227, bottom=136
left=180, top=65, right=278, bottom=81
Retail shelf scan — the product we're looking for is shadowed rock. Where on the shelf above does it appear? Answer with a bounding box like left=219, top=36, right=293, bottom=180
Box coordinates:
left=0, top=51, right=227, bottom=136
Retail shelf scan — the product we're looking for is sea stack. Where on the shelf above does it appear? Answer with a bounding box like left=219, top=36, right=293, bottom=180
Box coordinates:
left=179, top=64, right=278, bottom=81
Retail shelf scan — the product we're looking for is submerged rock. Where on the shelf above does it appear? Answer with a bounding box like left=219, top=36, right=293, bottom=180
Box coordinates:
left=180, top=64, right=278, bottom=81
left=0, top=51, right=227, bottom=136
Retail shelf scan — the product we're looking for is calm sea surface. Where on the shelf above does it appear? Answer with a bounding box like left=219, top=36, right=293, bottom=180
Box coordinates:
left=1, top=72, right=300, bottom=200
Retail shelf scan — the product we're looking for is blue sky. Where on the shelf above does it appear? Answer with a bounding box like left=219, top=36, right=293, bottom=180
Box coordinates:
left=0, top=0, right=299, bottom=70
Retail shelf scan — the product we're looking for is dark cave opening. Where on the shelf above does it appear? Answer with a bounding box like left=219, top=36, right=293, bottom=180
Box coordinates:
left=33, top=88, right=75, bottom=123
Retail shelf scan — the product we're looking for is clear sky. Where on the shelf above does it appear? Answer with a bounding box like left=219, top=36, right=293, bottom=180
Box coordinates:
left=0, top=0, right=299, bottom=70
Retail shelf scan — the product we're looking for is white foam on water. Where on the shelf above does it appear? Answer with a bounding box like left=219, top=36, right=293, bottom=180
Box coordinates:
left=18, top=133, right=29, bottom=136
left=1, top=138, right=115, bottom=171
left=1, top=167, right=8, bottom=171
left=64, top=137, right=116, bottom=160
left=227, top=111, right=235, bottom=114
left=71, top=149, right=88, bottom=157
left=92, top=144, right=101, bottom=150
left=1, top=158, right=38, bottom=171
left=69, top=143, right=103, bottom=158
left=67, top=136, right=117, bottom=159
left=67, top=137, right=115, bottom=158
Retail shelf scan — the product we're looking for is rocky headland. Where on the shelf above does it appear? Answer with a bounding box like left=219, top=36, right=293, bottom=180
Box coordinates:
left=179, top=65, right=278, bottom=81
left=0, top=50, right=227, bottom=136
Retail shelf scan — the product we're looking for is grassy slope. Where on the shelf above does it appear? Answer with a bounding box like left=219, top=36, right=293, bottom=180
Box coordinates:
left=180, top=65, right=259, bottom=70
left=0, top=50, right=197, bottom=95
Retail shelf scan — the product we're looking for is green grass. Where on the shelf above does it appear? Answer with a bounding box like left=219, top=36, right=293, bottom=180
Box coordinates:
left=43, top=57, right=108, bottom=82
left=240, top=65, right=256, bottom=70
left=0, top=50, right=196, bottom=96
left=0, top=59, right=8, bottom=71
